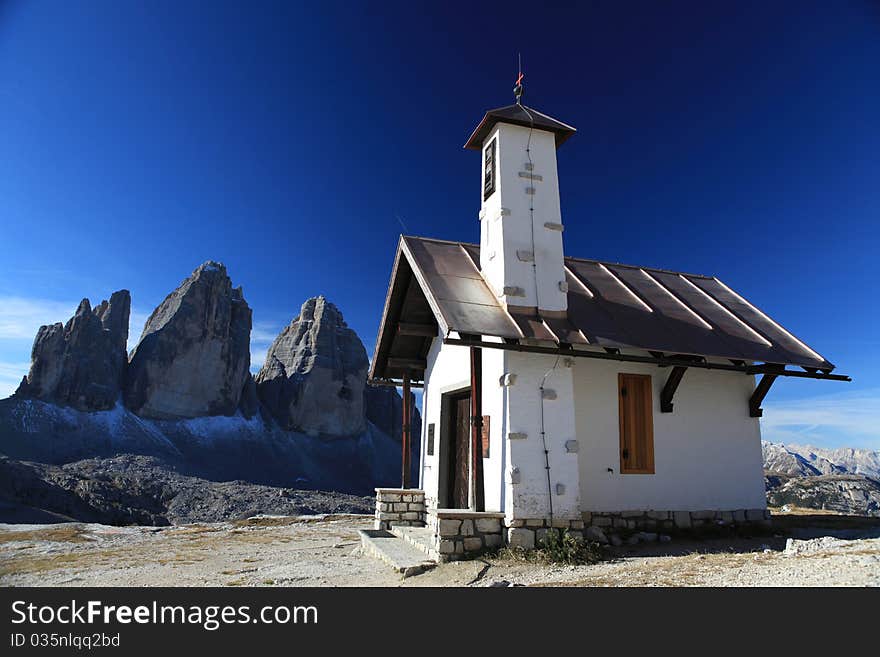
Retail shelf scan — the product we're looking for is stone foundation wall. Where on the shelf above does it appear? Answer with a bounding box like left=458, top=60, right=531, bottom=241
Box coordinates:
left=374, top=488, right=426, bottom=530
left=584, top=508, right=771, bottom=533
left=429, top=511, right=505, bottom=562
left=506, top=518, right=585, bottom=550
left=505, top=510, right=771, bottom=549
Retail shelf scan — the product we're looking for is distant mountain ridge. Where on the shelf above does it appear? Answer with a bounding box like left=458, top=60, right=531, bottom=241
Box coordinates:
left=762, top=441, right=880, bottom=479
left=762, top=441, right=880, bottom=517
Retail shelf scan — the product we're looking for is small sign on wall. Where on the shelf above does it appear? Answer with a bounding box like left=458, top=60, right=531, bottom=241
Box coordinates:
left=426, top=423, right=435, bottom=456
left=481, top=415, right=490, bottom=458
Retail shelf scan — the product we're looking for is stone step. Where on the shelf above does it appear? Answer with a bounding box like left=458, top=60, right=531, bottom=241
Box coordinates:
left=390, top=525, right=436, bottom=558
left=358, top=529, right=436, bottom=578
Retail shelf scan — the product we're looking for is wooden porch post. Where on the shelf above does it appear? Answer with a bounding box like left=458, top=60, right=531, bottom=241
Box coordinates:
left=469, top=346, right=485, bottom=512
left=401, top=372, right=412, bottom=489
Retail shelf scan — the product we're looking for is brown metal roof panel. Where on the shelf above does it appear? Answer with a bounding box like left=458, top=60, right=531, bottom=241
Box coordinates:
left=428, top=273, right=500, bottom=307
left=689, top=276, right=833, bottom=369
left=459, top=243, right=482, bottom=269
left=440, top=299, right=523, bottom=339
left=604, top=264, right=755, bottom=360
left=508, top=309, right=556, bottom=342
left=568, top=260, right=742, bottom=357
left=569, top=260, right=655, bottom=313
left=648, top=270, right=791, bottom=364
left=542, top=315, right=589, bottom=345
left=566, top=260, right=689, bottom=353
left=402, top=236, right=521, bottom=338
left=609, top=266, right=710, bottom=331
left=564, top=267, right=642, bottom=348
left=404, top=237, right=483, bottom=279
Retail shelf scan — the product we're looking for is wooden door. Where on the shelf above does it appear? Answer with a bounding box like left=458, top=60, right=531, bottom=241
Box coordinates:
left=449, top=393, right=471, bottom=508
left=618, top=373, right=655, bottom=474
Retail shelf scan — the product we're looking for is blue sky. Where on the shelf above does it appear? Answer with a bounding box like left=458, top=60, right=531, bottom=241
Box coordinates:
left=0, top=1, right=877, bottom=449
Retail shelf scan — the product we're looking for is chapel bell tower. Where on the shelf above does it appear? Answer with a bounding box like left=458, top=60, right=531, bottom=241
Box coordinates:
left=465, top=78, right=576, bottom=315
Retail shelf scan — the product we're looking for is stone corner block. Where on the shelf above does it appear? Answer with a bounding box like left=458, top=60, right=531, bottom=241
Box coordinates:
left=475, top=517, right=502, bottom=534
left=438, top=519, right=462, bottom=537
left=673, top=511, right=691, bottom=528
left=507, top=527, right=535, bottom=550
left=463, top=537, right=483, bottom=552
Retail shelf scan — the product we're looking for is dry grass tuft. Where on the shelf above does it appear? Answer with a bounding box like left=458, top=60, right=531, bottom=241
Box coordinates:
left=232, top=516, right=300, bottom=528
left=0, top=549, right=132, bottom=577
left=0, top=526, right=92, bottom=545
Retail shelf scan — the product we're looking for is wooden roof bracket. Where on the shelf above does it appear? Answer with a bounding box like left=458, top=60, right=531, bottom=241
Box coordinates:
left=749, top=365, right=785, bottom=417
left=660, top=366, right=688, bottom=413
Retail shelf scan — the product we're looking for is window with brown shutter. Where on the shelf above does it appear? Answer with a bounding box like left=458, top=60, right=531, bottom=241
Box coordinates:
left=618, top=373, right=655, bottom=474
left=483, top=138, right=496, bottom=200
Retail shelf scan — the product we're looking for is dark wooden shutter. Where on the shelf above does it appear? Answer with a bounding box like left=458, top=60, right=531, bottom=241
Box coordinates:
left=483, top=138, right=496, bottom=200
left=618, top=373, right=655, bottom=474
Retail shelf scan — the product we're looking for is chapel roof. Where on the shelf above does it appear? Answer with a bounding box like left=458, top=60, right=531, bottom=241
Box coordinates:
left=369, top=235, right=836, bottom=383
left=464, top=104, right=577, bottom=150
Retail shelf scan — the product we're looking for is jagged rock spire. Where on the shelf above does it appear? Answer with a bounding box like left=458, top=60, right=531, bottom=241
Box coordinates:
left=16, top=290, right=131, bottom=411
left=124, top=261, right=252, bottom=419
left=255, top=296, right=368, bottom=436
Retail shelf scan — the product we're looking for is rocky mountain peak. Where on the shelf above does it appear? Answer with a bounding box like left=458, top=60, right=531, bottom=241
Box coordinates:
left=255, top=296, right=368, bottom=435
left=94, top=290, right=131, bottom=351
left=196, top=260, right=227, bottom=274
left=15, top=290, right=131, bottom=411
left=124, top=261, right=252, bottom=419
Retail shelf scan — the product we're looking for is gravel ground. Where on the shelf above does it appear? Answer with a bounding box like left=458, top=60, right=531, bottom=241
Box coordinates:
left=1, top=514, right=878, bottom=587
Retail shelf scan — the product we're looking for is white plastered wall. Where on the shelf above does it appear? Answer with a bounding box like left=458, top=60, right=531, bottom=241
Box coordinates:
left=419, top=334, right=507, bottom=512
left=503, top=350, right=582, bottom=520
left=572, top=357, right=766, bottom=511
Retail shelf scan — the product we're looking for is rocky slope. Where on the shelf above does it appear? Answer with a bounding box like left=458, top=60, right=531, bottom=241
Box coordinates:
left=763, top=441, right=880, bottom=516
left=766, top=473, right=880, bottom=517
left=0, top=454, right=373, bottom=526
left=1, top=261, right=420, bottom=512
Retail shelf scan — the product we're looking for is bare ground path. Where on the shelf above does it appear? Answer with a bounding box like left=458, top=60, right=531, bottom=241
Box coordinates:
left=1, top=512, right=878, bottom=587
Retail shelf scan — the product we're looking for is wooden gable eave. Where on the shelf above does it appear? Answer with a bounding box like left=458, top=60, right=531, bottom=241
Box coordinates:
left=369, top=237, right=445, bottom=384
left=398, top=236, right=452, bottom=337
